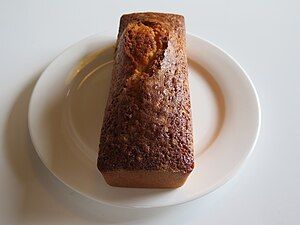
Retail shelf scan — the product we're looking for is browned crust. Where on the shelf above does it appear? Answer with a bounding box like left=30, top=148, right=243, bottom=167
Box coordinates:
left=102, top=170, right=189, bottom=188
left=98, top=12, right=194, bottom=183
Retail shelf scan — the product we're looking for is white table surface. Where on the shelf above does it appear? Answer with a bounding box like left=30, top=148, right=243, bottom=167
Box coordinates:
left=0, top=0, right=299, bottom=224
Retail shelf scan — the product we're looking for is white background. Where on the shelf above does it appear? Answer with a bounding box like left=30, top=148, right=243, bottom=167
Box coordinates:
left=0, top=0, right=299, bottom=224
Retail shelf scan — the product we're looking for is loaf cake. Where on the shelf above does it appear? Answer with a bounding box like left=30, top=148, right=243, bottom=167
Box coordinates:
left=97, top=12, right=194, bottom=188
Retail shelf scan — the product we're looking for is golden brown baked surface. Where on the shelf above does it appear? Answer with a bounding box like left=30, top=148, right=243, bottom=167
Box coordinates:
left=101, top=170, right=190, bottom=188
left=98, top=12, right=194, bottom=176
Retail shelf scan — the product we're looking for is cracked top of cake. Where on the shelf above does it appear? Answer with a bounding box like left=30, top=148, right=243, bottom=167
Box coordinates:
left=98, top=13, right=194, bottom=173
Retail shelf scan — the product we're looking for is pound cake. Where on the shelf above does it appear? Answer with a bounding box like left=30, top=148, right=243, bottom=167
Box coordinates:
left=97, top=12, right=194, bottom=188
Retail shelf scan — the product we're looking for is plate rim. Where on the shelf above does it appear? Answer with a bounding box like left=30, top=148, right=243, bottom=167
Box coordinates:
left=28, top=32, right=261, bottom=208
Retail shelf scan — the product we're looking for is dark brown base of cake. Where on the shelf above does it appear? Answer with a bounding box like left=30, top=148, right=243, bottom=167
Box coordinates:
left=101, top=170, right=190, bottom=188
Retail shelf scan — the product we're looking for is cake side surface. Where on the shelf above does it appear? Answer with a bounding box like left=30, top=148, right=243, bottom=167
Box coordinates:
left=102, top=170, right=189, bottom=188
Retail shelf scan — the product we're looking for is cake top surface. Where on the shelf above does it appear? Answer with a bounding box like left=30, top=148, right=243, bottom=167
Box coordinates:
left=98, top=13, right=194, bottom=173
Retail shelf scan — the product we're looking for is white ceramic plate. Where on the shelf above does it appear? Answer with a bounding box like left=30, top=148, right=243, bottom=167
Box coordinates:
left=28, top=32, right=261, bottom=208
